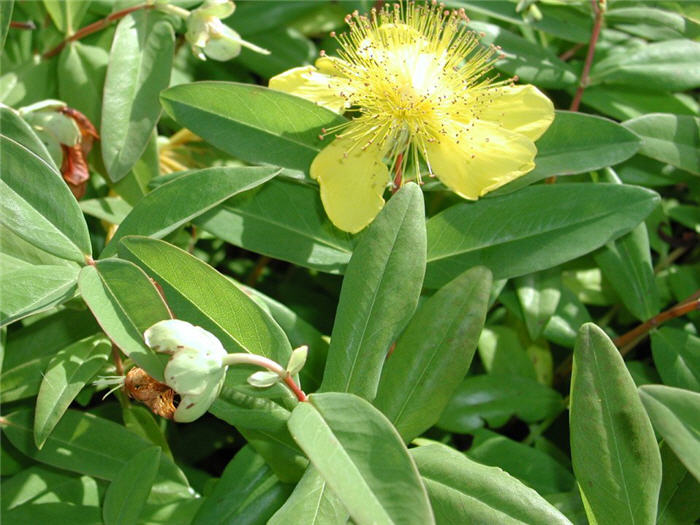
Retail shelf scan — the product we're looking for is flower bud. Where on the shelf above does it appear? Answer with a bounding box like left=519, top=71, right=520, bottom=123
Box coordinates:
left=144, top=319, right=228, bottom=422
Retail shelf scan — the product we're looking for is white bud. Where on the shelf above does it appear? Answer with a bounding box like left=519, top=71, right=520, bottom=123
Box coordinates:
left=286, top=345, right=308, bottom=376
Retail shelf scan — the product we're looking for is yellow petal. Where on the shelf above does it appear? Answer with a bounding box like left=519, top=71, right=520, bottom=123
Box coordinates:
left=425, top=120, right=537, bottom=199
left=310, top=138, right=389, bottom=233
left=478, top=85, right=555, bottom=141
left=269, top=66, right=348, bottom=113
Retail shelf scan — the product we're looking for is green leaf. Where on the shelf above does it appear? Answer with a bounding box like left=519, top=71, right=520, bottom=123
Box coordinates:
left=2, top=502, right=102, bottom=524
left=320, top=184, right=426, bottom=400
left=590, top=39, right=700, bottom=92
left=1, top=465, right=99, bottom=511
left=196, top=178, right=353, bottom=274
left=457, top=1, right=592, bottom=42
left=515, top=269, right=561, bottom=340
left=101, top=10, right=174, bottom=182
left=193, top=446, right=294, bottom=525
left=651, top=327, right=700, bottom=392
left=438, top=374, right=563, bottom=433
left=103, top=447, right=161, bottom=525
left=160, top=82, right=346, bottom=173
left=477, top=325, right=537, bottom=379
left=570, top=324, right=662, bottom=525
left=80, top=197, right=132, bottom=224
left=581, top=86, right=699, bottom=122
left=0, top=134, right=91, bottom=263
left=269, top=467, right=348, bottom=525
left=34, top=335, right=110, bottom=449
left=43, top=0, right=91, bottom=33
left=237, top=27, right=316, bottom=78
left=468, top=429, right=575, bottom=495
left=506, top=112, right=642, bottom=190
left=0, top=104, right=56, bottom=168
left=287, top=393, right=434, bottom=525
left=412, top=443, right=572, bottom=524
left=101, top=166, right=279, bottom=257
left=594, top=222, right=660, bottom=322
left=469, top=21, right=577, bottom=88
left=119, top=237, right=292, bottom=364
left=606, top=7, right=700, bottom=41
left=639, top=385, right=700, bottom=482
left=78, top=260, right=171, bottom=381
left=657, top=445, right=700, bottom=525
left=1, top=409, right=191, bottom=496
left=374, top=266, right=491, bottom=442
left=623, top=114, right=699, bottom=176
left=58, top=42, right=108, bottom=127
left=1, top=309, right=99, bottom=402
left=0, top=265, right=79, bottom=327
left=0, top=0, right=13, bottom=51
left=543, top=287, right=592, bottom=348
left=425, top=183, right=659, bottom=287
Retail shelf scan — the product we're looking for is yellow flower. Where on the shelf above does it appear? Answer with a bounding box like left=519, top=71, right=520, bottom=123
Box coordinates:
left=269, top=1, right=554, bottom=233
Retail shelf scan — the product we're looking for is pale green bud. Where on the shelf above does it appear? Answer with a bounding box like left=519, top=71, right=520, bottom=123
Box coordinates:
left=247, top=370, right=281, bottom=388
left=286, top=345, right=308, bottom=376
left=144, top=319, right=228, bottom=423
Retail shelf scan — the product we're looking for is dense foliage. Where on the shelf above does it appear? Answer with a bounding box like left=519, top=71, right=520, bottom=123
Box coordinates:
left=1, top=1, right=699, bottom=524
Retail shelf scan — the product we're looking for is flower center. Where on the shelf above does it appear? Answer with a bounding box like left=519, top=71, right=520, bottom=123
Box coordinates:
left=322, top=1, right=508, bottom=179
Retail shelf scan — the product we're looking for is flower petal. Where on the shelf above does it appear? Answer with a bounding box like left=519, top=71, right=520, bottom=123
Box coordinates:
left=425, top=120, right=537, bottom=199
left=173, top=374, right=225, bottom=423
left=478, top=85, right=555, bottom=141
left=269, top=66, right=348, bottom=113
left=310, top=138, right=389, bottom=233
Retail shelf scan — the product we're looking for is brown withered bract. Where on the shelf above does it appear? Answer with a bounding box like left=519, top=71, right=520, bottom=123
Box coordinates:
left=124, top=367, right=177, bottom=420
left=57, top=107, right=99, bottom=200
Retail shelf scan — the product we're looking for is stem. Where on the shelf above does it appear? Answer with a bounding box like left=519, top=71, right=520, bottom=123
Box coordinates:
left=616, top=293, right=700, bottom=356
left=392, top=152, right=404, bottom=194
left=10, top=21, right=36, bottom=30
left=553, top=293, right=700, bottom=385
left=523, top=395, right=569, bottom=446
left=246, top=256, right=271, bottom=287
left=111, top=343, right=125, bottom=377
left=222, top=353, right=308, bottom=402
left=569, top=0, right=605, bottom=112
left=559, top=43, right=584, bottom=62
left=42, top=4, right=153, bottom=59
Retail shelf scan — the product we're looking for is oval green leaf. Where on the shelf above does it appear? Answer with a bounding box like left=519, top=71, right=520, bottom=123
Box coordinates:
left=623, top=113, right=699, bottom=176
left=570, top=323, right=662, bottom=525
left=78, top=260, right=172, bottom=380
left=374, top=266, right=492, bottom=442
left=160, top=82, right=346, bottom=173
left=319, top=184, right=426, bottom=400
left=438, top=374, right=563, bottom=433
left=34, top=334, right=110, bottom=449
left=101, top=10, right=174, bottom=182
left=412, top=443, right=572, bottom=525
left=639, top=385, right=700, bottom=482
left=1, top=134, right=91, bottom=263
left=196, top=177, right=353, bottom=274
left=103, top=447, right=161, bottom=525
left=425, top=183, right=660, bottom=287
left=287, top=392, right=435, bottom=525
left=651, top=327, right=700, bottom=392
left=101, top=166, right=279, bottom=257
left=118, top=236, right=292, bottom=364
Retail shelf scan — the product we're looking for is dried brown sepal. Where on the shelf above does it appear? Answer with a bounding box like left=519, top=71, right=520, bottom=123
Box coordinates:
left=124, top=367, right=177, bottom=420
left=60, top=144, right=89, bottom=199
left=58, top=106, right=99, bottom=155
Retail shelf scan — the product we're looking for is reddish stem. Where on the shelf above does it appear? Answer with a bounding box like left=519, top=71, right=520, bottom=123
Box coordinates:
left=570, top=0, right=604, bottom=112
left=10, top=21, right=36, bottom=30
left=615, top=293, right=700, bottom=355
left=42, top=4, right=152, bottom=59
left=283, top=375, right=308, bottom=403
left=559, top=43, right=584, bottom=62
left=392, top=152, right=404, bottom=194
